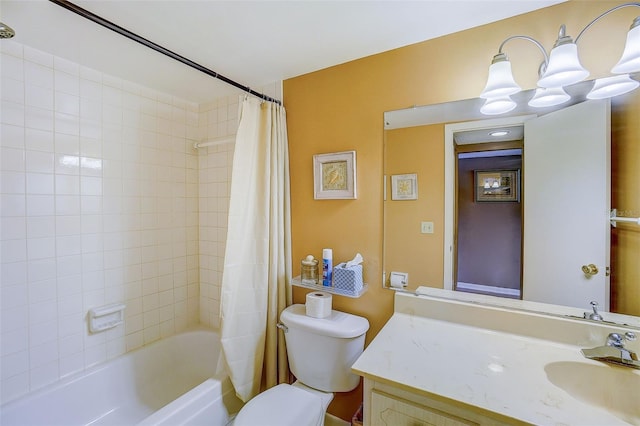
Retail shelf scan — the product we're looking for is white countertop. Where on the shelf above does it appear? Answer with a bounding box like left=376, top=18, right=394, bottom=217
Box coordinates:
left=352, top=311, right=640, bottom=425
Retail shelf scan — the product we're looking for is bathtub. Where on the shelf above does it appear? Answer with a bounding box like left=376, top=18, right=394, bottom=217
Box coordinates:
left=1, top=328, right=244, bottom=426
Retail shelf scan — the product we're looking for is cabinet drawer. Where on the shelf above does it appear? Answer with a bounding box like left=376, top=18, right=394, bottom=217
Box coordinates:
left=370, top=390, right=478, bottom=426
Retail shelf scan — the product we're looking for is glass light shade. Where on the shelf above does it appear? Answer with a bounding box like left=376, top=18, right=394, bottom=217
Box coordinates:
left=587, top=74, right=640, bottom=99
left=480, top=96, right=517, bottom=115
left=611, top=24, right=640, bottom=74
left=480, top=60, right=521, bottom=99
left=537, top=43, right=589, bottom=88
left=528, top=86, right=571, bottom=108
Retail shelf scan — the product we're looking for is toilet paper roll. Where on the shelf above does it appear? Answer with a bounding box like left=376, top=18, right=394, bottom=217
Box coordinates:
left=390, top=272, right=408, bottom=288
left=305, top=292, right=332, bottom=318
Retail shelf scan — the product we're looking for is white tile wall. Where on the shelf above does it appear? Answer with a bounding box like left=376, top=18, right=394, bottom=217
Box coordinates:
left=1, top=39, right=282, bottom=405
left=197, top=96, right=237, bottom=328
left=1, top=42, right=201, bottom=403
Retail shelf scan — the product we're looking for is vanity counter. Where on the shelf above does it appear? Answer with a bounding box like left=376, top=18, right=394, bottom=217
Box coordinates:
left=352, top=292, right=640, bottom=425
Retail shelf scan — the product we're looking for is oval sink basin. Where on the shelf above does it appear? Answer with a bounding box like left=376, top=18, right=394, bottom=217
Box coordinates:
left=545, top=361, right=640, bottom=424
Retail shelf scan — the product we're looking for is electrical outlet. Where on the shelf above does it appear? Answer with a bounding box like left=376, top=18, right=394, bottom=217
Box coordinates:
left=421, top=221, right=434, bottom=234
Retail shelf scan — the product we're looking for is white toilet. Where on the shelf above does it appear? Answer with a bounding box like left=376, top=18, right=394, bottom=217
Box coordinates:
left=233, top=303, right=370, bottom=426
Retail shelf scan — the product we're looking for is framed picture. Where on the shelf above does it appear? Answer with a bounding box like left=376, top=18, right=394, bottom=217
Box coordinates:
left=391, top=173, right=418, bottom=200
left=313, top=151, right=357, bottom=199
left=475, top=169, right=520, bottom=202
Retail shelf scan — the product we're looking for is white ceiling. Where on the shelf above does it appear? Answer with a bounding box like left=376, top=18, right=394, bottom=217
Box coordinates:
left=2, top=0, right=565, bottom=104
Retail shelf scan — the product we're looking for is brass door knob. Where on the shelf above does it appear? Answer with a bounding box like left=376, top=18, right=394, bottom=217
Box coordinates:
left=582, top=264, right=599, bottom=276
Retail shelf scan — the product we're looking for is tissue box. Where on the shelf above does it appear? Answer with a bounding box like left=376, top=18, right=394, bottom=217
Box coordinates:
left=333, top=263, right=363, bottom=295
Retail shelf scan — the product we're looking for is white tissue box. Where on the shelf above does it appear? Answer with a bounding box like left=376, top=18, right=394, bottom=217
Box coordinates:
left=333, top=263, right=363, bottom=295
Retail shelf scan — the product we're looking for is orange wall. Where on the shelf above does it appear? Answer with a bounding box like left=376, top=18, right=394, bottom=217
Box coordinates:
left=284, top=1, right=640, bottom=420
left=611, top=90, right=640, bottom=316
left=384, top=125, right=444, bottom=287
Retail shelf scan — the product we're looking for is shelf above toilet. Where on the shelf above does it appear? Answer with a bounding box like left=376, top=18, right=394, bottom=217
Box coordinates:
left=291, top=276, right=368, bottom=298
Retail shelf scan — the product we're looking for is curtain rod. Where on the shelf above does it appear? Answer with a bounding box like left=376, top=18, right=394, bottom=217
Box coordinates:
left=49, top=0, right=282, bottom=106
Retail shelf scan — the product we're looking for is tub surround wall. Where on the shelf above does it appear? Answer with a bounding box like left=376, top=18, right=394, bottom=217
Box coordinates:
left=0, top=38, right=282, bottom=405
left=197, top=99, right=237, bottom=329
left=0, top=40, right=201, bottom=403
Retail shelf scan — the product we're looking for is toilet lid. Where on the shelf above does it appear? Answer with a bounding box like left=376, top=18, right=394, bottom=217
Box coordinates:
left=234, top=384, right=324, bottom=426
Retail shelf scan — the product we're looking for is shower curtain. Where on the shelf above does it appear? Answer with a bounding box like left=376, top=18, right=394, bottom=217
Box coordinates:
left=220, top=96, right=292, bottom=403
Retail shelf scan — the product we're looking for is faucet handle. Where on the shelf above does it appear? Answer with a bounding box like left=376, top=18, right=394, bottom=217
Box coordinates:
left=607, top=332, right=636, bottom=348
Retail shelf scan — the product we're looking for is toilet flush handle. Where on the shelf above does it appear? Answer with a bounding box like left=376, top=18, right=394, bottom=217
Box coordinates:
left=276, top=322, right=288, bottom=333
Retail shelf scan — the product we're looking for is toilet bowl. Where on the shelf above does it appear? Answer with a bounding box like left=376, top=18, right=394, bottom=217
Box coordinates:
left=231, top=304, right=369, bottom=426
left=233, top=381, right=333, bottom=426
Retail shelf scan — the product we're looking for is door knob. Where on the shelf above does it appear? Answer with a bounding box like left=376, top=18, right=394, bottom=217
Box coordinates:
left=581, top=264, right=599, bottom=276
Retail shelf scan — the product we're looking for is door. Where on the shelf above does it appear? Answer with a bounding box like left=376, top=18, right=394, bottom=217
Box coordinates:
left=523, top=100, right=610, bottom=310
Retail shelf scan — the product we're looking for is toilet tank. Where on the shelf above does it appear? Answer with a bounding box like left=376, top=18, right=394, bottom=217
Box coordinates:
left=280, top=304, right=369, bottom=393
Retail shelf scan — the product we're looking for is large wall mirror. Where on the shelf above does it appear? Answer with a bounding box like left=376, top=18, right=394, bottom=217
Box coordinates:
left=382, top=80, right=640, bottom=321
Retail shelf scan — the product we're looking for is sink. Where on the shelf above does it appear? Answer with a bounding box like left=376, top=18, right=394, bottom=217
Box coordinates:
left=545, top=361, right=640, bottom=424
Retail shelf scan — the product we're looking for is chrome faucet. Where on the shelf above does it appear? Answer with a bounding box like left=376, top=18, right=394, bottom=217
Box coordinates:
left=584, top=301, right=603, bottom=321
left=582, top=331, right=639, bottom=369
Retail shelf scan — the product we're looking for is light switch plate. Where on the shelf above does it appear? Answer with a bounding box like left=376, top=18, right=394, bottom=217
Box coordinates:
left=421, top=221, right=434, bottom=234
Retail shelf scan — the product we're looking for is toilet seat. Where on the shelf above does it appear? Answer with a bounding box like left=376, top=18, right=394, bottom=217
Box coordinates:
left=233, top=383, right=325, bottom=426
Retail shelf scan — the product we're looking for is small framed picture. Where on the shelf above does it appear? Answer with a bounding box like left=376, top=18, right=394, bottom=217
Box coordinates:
left=391, top=173, right=418, bottom=200
left=475, top=169, right=520, bottom=202
left=313, top=151, right=357, bottom=199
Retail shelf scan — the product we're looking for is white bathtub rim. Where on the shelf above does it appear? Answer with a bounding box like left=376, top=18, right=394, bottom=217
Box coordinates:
left=1, top=325, right=220, bottom=412
left=137, top=375, right=242, bottom=426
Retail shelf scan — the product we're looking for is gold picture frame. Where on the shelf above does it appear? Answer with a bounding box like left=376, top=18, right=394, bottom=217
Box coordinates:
left=313, top=151, right=357, bottom=199
left=391, top=173, right=418, bottom=200
left=475, top=169, right=520, bottom=202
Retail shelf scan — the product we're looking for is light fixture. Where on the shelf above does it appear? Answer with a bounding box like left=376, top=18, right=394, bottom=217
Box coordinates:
left=480, top=2, right=640, bottom=114
left=528, top=86, right=571, bottom=108
left=537, top=26, right=589, bottom=88
left=480, top=53, right=521, bottom=99
left=480, top=96, right=517, bottom=115
left=489, top=130, right=510, bottom=137
left=587, top=74, right=640, bottom=99
left=611, top=16, right=640, bottom=73
left=479, top=36, right=547, bottom=102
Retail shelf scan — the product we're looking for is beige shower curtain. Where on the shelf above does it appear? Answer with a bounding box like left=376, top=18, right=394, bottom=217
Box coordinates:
left=220, top=96, right=292, bottom=403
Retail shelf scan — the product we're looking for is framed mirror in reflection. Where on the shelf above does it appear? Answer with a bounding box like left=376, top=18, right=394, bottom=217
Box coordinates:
left=382, top=80, right=640, bottom=321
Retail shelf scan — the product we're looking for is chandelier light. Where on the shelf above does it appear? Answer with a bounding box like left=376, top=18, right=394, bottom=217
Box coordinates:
left=480, top=2, right=640, bottom=114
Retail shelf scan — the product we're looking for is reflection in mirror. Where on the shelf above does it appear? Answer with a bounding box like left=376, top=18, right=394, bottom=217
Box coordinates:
left=382, top=81, right=640, bottom=321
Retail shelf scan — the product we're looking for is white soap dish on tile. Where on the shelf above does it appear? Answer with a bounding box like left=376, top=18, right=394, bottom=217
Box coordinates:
left=88, top=303, right=125, bottom=333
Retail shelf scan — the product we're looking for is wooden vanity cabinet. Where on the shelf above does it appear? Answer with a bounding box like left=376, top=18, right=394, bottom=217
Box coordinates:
left=363, top=379, right=521, bottom=426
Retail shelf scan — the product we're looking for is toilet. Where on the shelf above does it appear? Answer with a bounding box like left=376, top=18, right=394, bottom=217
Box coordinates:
left=233, top=303, right=369, bottom=426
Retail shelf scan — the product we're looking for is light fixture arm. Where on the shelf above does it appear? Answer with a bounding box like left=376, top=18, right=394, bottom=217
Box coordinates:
left=498, top=35, right=550, bottom=66
left=575, top=2, right=640, bottom=43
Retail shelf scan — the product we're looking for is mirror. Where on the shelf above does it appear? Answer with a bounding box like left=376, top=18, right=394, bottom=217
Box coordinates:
left=382, top=80, right=640, bottom=320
